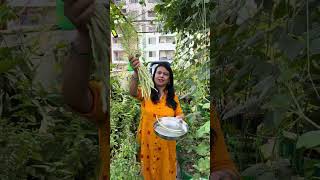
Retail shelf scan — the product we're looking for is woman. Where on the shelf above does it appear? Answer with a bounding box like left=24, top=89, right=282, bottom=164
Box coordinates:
left=129, top=57, right=184, bottom=179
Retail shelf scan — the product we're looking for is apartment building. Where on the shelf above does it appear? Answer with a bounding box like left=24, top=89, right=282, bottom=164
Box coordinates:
left=112, top=0, right=176, bottom=67
left=3, top=0, right=175, bottom=70
left=3, top=0, right=75, bottom=90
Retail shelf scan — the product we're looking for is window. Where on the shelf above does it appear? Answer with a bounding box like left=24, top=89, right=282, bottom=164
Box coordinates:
left=159, top=50, right=174, bottom=60
left=149, top=51, right=156, bottom=57
left=159, top=36, right=175, bottom=44
left=114, top=51, right=126, bottom=61
left=148, top=37, right=156, bottom=45
left=114, top=51, right=119, bottom=58
left=115, top=0, right=126, bottom=5
left=141, top=24, right=147, bottom=32
left=113, top=37, right=119, bottom=44
left=159, top=36, right=166, bottom=43
left=141, top=10, right=146, bottom=20
left=130, top=0, right=138, bottom=3
left=128, top=10, right=139, bottom=18
left=166, top=36, right=175, bottom=44
left=142, top=38, right=147, bottom=48
left=148, top=25, right=155, bottom=32
left=133, top=24, right=140, bottom=31
left=147, top=11, right=155, bottom=17
left=148, top=0, right=160, bottom=3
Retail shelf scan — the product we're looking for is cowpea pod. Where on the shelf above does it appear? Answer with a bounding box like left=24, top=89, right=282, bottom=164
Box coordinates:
left=87, top=4, right=110, bottom=113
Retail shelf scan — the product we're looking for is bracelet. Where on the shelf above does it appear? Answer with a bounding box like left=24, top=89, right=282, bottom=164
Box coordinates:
left=70, top=42, right=91, bottom=57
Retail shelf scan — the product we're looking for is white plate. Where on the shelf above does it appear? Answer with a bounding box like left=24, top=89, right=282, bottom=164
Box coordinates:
left=153, top=117, right=188, bottom=140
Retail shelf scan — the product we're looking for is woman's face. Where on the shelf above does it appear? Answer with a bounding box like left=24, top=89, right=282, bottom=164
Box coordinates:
left=154, top=66, right=170, bottom=87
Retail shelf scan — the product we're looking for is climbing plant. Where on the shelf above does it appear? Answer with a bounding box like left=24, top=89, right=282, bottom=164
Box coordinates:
left=0, top=34, right=100, bottom=180
left=209, top=0, right=320, bottom=179
left=155, top=0, right=211, bottom=178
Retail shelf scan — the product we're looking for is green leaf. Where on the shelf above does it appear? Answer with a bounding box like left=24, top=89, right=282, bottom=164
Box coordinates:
left=252, top=75, right=275, bottom=97
left=138, top=0, right=146, bottom=6
left=260, top=139, right=277, bottom=160
left=277, top=33, right=305, bottom=60
left=191, top=0, right=202, bottom=8
left=263, top=94, right=292, bottom=110
left=278, top=67, right=296, bottom=82
left=194, top=158, right=209, bottom=172
left=195, top=143, right=209, bottom=156
left=296, top=131, right=320, bottom=150
left=241, top=163, right=270, bottom=177
left=263, top=110, right=287, bottom=129
left=0, top=58, right=21, bottom=73
left=310, top=38, right=320, bottom=55
left=282, top=131, right=298, bottom=141
left=242, top=31, right=264, bottom=49
left=31, top=152, right=43, bottom=161
left=31, top=164, right=51, bottom=171
left=196, top=121, right=210, bottom=138
left=223, top=96, right=260, bottom=120
left=202, top=103, right=210, bottom=109
left=236, top=0, right=257, bottom=25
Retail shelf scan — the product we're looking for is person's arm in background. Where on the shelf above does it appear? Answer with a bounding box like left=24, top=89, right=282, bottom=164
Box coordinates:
left=211, top=104, right=240, bottom=180
left=62, top=0, right=95, bottom=113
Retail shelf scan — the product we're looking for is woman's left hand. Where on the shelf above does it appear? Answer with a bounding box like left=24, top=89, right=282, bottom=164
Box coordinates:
left=176, top=115, right=184, bottom=120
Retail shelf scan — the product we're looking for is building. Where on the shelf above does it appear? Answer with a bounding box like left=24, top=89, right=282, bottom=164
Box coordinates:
left=2, top=0, right=174, bottom=72
left=112, top=0, right=176, bottom=69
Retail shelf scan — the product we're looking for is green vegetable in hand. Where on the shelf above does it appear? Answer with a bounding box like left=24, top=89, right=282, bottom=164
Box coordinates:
left=87, top=4, right=110, bottom=113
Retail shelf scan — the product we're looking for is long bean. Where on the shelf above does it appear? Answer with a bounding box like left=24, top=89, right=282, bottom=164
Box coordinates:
left=115, top=10, right=155, bottom=99
left=137, top=64, right=155, bottom=99
left=87, top=4, right=110, bottom=113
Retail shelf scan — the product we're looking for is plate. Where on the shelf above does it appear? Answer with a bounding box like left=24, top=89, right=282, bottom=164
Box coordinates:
left=153, top=117, right=188, bottom=140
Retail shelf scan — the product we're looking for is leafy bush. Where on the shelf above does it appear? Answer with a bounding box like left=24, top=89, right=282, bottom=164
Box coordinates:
left=209, top=0, right=320, bottom=179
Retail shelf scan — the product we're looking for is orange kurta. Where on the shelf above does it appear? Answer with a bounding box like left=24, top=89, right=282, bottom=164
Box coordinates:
left=74, top=81, right=238, bottom=179
left=211, top=103, right=239, bottom=177
left=77, top=81, right=110, bottom=180
left=135, top=88, right=184, bottom=180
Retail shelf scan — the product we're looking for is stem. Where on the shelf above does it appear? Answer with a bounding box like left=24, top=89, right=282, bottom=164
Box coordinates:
left=293, top=111, right=320, bottom=129
left=287, top=83, right=320, bottom=129
left=266, top=3, right=272, bottom=57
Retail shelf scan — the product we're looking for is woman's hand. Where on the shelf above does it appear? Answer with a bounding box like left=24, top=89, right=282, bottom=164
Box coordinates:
left=64, top=0, right=95, bottom=33
left=129, top=56, right=141, bottom=72
left=176, top=115, right=184, bottom=120
left=128, top=55, right=141, bottom=97
left=210, top=170, right=239, bottom=180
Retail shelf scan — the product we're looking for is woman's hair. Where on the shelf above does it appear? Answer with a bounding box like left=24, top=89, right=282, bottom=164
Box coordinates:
left=151, top=62, right=177, bottom=110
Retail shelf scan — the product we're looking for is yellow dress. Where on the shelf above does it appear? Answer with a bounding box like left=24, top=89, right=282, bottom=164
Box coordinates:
left=77, top=81, right=109, bottom=180
left=211, top=103, right=239, bottom=177
left=75, top=81, right=183, bottom=180
left=136, top=88, right=184, bottom=180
